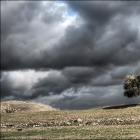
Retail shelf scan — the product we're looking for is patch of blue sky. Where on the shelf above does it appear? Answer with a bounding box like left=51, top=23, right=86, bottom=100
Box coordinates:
left=56, top=1, right=76, bottom=17
left=67, top=6, right=76, bottom=17
left=56, top=1, right=66, bottom=4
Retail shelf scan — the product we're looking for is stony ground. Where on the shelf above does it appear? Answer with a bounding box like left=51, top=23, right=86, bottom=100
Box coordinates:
left=1, top=117, right=140, bottom=129
left=1, top=102, right=140, bottom=139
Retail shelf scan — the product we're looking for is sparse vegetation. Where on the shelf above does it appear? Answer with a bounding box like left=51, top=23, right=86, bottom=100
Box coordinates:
left=124, top=73, right=140, bottom=97
left=1, top=125, right=140, bottom=139
left=1, top=101, right=140, bottom=139
left=5, top=108, right=15, bottom=113
left=1, top=100, right=57, bottom=113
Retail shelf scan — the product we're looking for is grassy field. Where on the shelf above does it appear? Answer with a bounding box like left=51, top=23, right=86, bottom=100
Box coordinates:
left=1, top=125, right=140, bottom=139
left=1, top=103, right=140, bottom=139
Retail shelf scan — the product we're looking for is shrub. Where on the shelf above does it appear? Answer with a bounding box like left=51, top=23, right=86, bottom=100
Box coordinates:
left=124, top=74, right=140, bottom=98
left=5, top=108, right=15, bottom=113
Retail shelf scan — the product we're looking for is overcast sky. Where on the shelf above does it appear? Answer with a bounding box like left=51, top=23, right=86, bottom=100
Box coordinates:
left=1, top=1, right=140, bottom=110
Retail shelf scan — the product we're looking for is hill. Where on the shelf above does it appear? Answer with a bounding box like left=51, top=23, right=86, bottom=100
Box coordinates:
left=1, top=100, right=58, bottom=113
left=1, top=102, right=140, bottom=139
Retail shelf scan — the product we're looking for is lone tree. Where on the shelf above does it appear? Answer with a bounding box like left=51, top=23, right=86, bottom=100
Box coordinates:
left=124, top=73, right=140, bottom=98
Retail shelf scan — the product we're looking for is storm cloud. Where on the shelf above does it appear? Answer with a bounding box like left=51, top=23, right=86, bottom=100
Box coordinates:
left=1, top=1, right=140, bottom=109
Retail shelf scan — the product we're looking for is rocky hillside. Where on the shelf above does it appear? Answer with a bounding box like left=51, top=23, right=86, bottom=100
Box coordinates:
left=1, top=100, right=58, bottom=113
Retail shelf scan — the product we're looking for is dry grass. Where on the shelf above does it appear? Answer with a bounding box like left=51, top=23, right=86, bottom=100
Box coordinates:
left=2, top=104, right=140, bottom=124
left=1, top=100, right=58, bottom=113
left=1, top=102, right=140, bottom=139
left=1, top=125, right=140, bottom=139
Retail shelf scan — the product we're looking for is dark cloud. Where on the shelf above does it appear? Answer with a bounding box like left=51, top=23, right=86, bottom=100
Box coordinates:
left=51, top=85, right=140, bottom=110
left=1, top=1, right=140, bottom=109
left=67, top=1, right=116, bottom=26
left=31, top=71, right=70, bottom=98
left=29, top=66, right=120, bottom=99
left=67, top=1, right=140, bottom=23
left=1, top=1, right=42, bottom=40
left=0, top=73, right=25, bottom=99
left=61, top=67, right=107, bottom=84
left=1, top=74, right=13, bottom=98
left=30, top=66, right=110, bottom=98
left=1, top=1, right=140, bottom=71
left=0, top=71, right=31, bottom=100
left=1, top=1, right=67, bottom=71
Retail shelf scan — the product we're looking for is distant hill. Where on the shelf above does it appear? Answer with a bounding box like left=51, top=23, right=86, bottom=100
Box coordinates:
left=1, top=100, right=58, bottom=113
left=102, top=103, right=140, bottom=109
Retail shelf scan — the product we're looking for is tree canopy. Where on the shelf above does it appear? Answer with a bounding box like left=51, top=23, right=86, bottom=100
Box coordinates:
left=124, top=74, right=140, bottom=98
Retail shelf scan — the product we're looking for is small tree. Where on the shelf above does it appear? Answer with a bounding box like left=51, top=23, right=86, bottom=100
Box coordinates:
left=124, top=73, right=140, bottom=98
